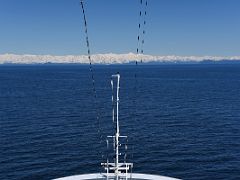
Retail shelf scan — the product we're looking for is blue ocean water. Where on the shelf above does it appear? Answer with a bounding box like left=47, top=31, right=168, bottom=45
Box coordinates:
left=0, top=64, right=240, bottom=180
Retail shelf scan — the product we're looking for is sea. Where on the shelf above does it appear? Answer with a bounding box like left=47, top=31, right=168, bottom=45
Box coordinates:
left=1, top=64, right=240, bottom=180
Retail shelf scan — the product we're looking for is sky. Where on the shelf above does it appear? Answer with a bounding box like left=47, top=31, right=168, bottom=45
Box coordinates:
left=1, top=0, right=240, bottom=56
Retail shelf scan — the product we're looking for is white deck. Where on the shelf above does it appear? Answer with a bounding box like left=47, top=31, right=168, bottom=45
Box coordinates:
left=54, top=173, right=180, bottom=180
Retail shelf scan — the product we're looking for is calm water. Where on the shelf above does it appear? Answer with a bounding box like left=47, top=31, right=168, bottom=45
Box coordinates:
left=1, top=64, right=240, bottom=180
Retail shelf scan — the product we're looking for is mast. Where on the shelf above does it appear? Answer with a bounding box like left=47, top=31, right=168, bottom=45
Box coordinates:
left=112, top=73, right=120, bottom=178
left=101, top=73, right=133, bottom=180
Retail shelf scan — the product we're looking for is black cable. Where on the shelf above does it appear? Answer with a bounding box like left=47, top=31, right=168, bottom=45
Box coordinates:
left=132, top=0, right=148, bottom=167
left=80, top=0, right=104, bottom=171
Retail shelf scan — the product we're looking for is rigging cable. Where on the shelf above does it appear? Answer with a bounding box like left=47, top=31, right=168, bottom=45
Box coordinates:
left=140, top=0, right=147, bottom=61
left=132, top=0, right=148, bottom=163
left=80, top=0, right=104, bottom=168
left=137, top=0, right=148, bottom=61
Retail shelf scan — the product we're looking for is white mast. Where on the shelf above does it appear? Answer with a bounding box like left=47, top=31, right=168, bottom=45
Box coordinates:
left=101, top=73, right=133, bottom=180
left=112, top=73, right=120, bottom=178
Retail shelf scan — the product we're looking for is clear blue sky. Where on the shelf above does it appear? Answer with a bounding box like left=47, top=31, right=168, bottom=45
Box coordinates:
left=0, top=0, right=240, bottom=56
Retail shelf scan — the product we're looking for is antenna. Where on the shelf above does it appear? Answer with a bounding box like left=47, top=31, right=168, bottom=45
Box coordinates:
left=112, top=73, right=120, bottom=177
left=101, top=73, right=133, bottom=180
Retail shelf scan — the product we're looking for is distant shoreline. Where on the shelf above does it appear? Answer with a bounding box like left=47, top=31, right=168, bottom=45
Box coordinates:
left=1, top=60, right=240, bottom=66
left=1, top=53, right=240, bottom=65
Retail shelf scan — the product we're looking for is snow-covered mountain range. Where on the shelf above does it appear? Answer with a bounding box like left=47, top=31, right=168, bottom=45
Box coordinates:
left=1, top=52, right=240, bottom=64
